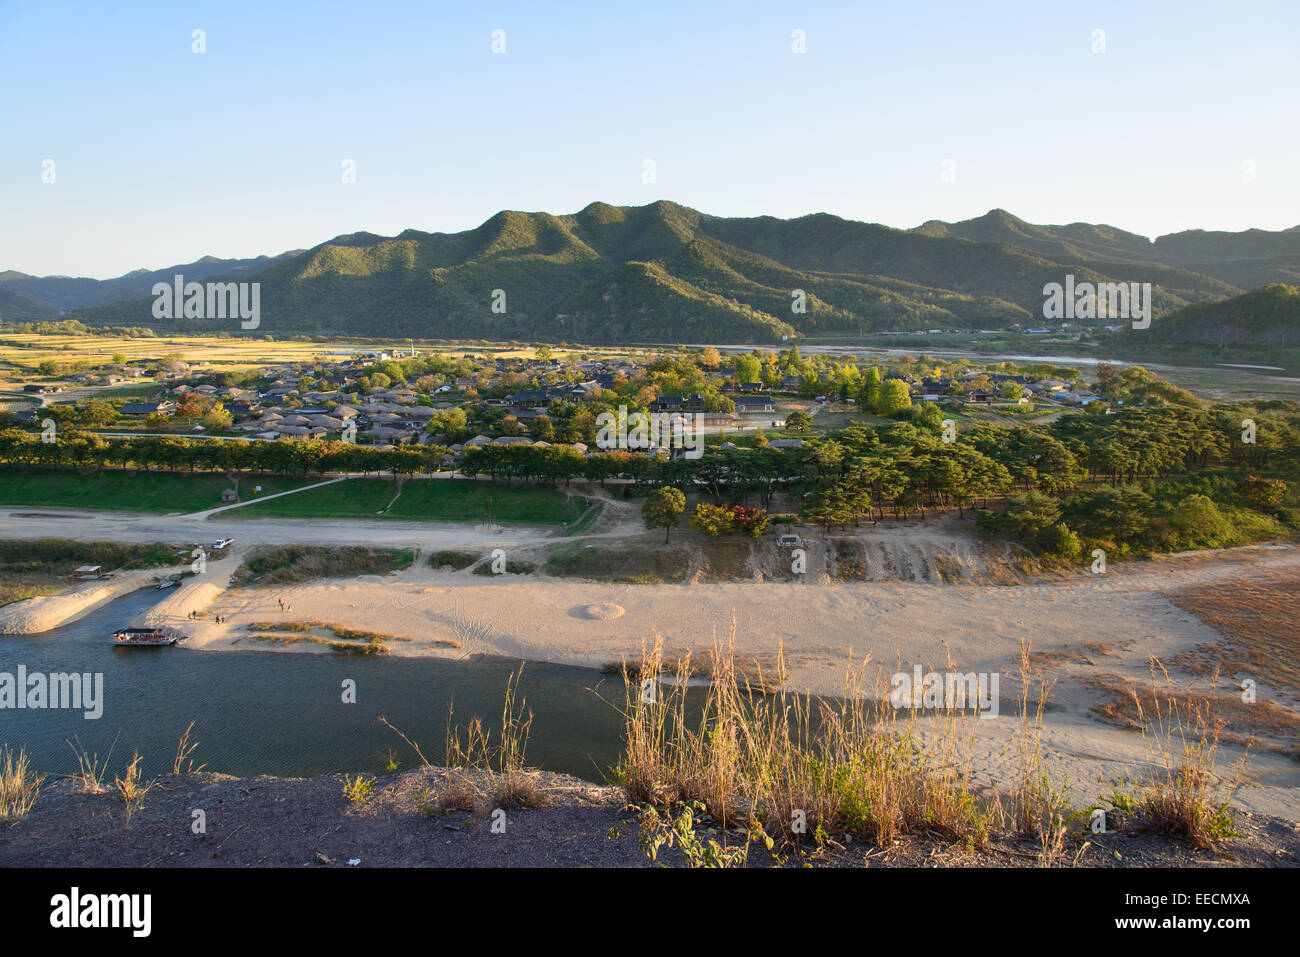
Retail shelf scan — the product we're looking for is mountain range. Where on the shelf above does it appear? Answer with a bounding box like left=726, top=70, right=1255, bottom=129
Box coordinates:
left=5, top=202, right=1299, bottom=345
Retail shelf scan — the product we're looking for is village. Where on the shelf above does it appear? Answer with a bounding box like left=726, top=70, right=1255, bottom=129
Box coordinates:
left=3, top=341, right=1111, bottom=465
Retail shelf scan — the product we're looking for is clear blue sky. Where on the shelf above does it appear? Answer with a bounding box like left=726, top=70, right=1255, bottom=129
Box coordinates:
left=2, top=0, right=1296, bottom=278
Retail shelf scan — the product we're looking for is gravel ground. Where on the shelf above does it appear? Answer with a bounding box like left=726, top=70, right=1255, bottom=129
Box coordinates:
left=2, top=768, right=1297, bottom=868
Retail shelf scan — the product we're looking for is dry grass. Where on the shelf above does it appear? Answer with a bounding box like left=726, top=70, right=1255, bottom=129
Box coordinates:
left=379, top=666, right=545, bottom=815
left=114, top=751, right=157, bottom=829
left=978, top=545, right=1024, bottom=586
left=171, top=722, right=206, bottom=776
left=66, top=733, right=118, bottom=793
left=608, top=626, right=1015, bottom=853
left=933, top=553, right=963, bottom=584
left=1009, top=644, right=1073, bottom=865
left=0, top=744, right=45, bottom=819
left=832, top=540, right=867, bottom=581
left=1165, top=569, right=1300, bottom=697
left=698, top=541, right=754, bottom=582
left=601, top=648, right=785, bottom=695
left=246, top=619, right=440, bottom=647
left=1092, top=661, right=1247, bottom=851
left=1086, top=671, right=1300, bottom=758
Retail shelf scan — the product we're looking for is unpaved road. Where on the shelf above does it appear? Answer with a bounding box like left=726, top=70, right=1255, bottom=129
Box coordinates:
left=0, top=505, right=558, bottom=551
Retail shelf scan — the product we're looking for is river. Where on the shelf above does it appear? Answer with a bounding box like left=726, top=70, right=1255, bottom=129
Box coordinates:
left=0, top=588, right=648, bottom=782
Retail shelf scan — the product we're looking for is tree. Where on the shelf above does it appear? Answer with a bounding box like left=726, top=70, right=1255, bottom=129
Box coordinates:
left=999, top=490, right=1062, bottom=543
left=690, top=502, right=734, bottom=536
left=1170, top=494, right=1235, bottom=548
left=80, top=399, right=117, bottom=427
left=203, top=405, right=233, bottom=430
left=734, top=354, right=762, bottom=384
left=430, top=407, right=468, bottom=438
left=875, top=379, right=912, bottom=415
left=785, top=410, right=812, bottom=432
left=859, top=367, right=882, bottom=408
left=1237, top=475, right=1286, bottom=509
left=802, top=486, right=853, bottom=536
left=729, top=505, right=770, bottom=537
left=1043, top=523, right=1082, bottom=565
left=529, top=414, right=555, bottom=441
left=1064, top=484, right=1152, bottom=542
left=643, top=487, right=686, bottom=542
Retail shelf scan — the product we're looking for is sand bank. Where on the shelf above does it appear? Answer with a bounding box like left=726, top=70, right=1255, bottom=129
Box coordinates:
left=0, top=569, right=167, bottom=635
left=168, top=544, right=1300, bottom=821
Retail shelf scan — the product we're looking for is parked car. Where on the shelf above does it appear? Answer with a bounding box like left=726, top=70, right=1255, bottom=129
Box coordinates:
left=776, top=534, right=802, bottom=548
left=212, top=538, right=234, bottom=550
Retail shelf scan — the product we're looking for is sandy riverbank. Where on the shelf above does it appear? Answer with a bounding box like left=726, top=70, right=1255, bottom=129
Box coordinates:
left=150, top=542, right=1300, bottom=821
left=0, top=567, right=176, bottom=635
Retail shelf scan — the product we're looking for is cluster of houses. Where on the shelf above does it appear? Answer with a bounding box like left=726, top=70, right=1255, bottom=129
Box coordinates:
left=896, top=371, right=1100, bottom=408
left=120, top=351, right=793, bottom=449
left=24, top=346, right=1113, bottom=451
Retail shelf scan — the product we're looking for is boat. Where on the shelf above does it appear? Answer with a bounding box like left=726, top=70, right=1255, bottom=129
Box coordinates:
left=112, top=627, right=186, bottom=647
left=154, top=579, right=177, bottom=590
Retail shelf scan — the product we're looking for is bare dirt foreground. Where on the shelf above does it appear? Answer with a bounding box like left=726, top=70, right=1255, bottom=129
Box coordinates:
left=2, top=769, right=1296, bottom=868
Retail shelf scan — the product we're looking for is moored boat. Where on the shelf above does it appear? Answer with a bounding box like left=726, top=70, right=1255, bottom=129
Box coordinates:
left=112, top=627, right=186, bottom=647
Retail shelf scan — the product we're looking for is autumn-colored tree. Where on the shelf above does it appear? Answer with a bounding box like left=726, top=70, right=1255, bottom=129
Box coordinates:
left=643, top=487, right=686, bottom=543
left=1237, top=474, right=1286, bottom=509
left=690, top=502, right=734, bottom=536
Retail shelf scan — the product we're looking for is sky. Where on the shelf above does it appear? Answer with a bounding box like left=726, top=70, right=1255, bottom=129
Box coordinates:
left=2, top=0, right=1297, bottom=279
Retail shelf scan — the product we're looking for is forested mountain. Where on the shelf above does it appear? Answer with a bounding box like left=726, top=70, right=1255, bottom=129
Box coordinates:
left=10, top=202, right=1299, bottom=344
left=1153, top=283, right=1300, bottom=347
left=0, top=252, right=303, bottom=317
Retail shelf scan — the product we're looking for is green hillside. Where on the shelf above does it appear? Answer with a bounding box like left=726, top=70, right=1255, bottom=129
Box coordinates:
left=1154, top=283, right=1300, bottom=347
left=39, top=201, right=1300, bottom=344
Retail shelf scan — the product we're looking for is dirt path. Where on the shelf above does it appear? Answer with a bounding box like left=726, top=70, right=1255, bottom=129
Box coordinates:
left=181, top=476, right=352, bottom=519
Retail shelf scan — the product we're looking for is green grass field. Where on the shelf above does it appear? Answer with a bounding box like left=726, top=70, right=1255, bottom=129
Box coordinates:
left=231, top=478, right=587, bottom=525
left=0, top=469, right=313, bottom=513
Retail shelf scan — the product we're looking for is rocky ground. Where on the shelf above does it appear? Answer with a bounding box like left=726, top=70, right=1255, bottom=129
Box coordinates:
left=2, top=768, right=1296, bottom=868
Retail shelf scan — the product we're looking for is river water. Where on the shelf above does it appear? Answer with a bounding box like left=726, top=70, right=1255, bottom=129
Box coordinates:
left=0, top=588, right=647, bottom=782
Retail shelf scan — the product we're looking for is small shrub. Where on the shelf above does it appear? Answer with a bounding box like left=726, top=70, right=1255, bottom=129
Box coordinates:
left=342, top=775, right=375, bottom=804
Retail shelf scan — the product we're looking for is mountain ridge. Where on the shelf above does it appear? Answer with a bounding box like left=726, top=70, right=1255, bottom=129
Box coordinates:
left=6, top=202, right=1299, bottom=345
